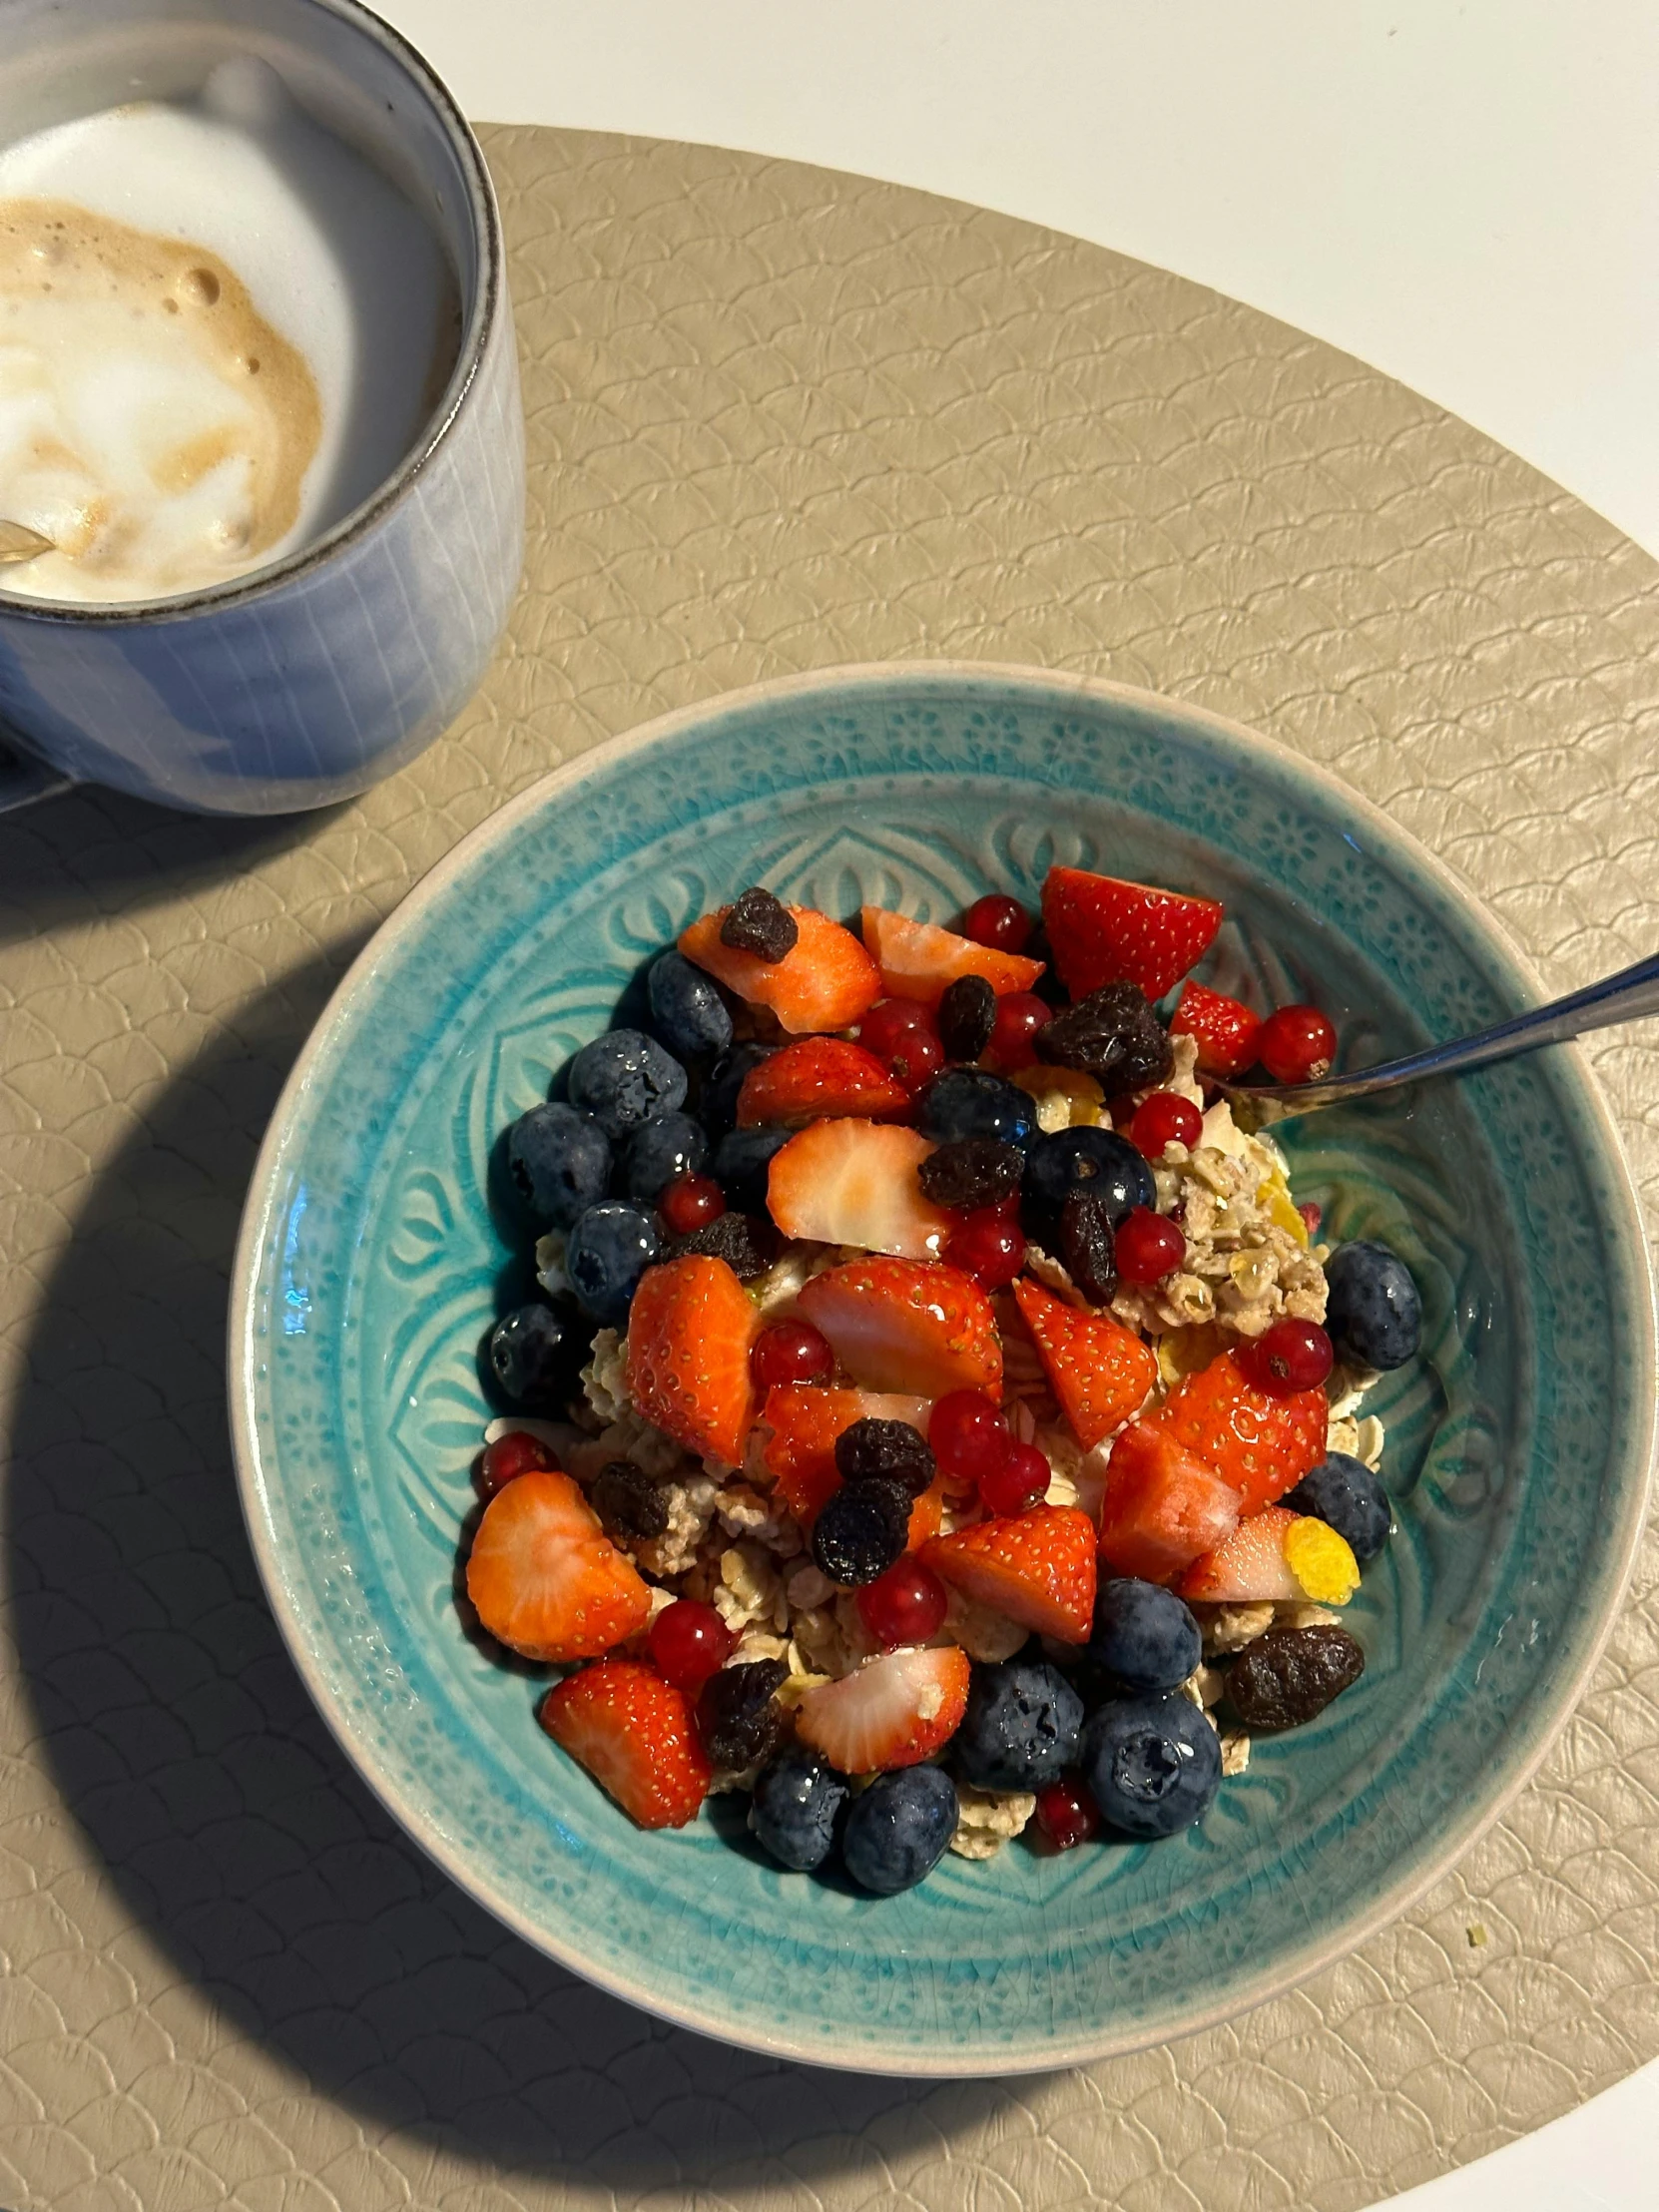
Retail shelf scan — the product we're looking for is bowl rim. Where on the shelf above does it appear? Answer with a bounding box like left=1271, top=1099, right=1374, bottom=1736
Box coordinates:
left=228, top=660, right=1657, bottom=2073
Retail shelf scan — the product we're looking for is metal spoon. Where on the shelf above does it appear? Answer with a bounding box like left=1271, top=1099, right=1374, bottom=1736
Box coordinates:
left=1219, top=948, right=1659, bottom=1122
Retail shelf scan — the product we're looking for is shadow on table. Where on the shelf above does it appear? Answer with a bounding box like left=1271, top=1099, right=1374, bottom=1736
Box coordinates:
left=0, top=781, right=341, bottom=944
left=5, top=956, right=1044, bottom=2189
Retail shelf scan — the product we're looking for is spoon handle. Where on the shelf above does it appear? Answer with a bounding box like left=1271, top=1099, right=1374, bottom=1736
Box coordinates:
left=1226, top=949, right=1659, bottom=1110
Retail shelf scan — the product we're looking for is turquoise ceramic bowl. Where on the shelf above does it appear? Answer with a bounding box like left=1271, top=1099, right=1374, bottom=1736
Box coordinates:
left=231, top=665, right=1654, bottom=2073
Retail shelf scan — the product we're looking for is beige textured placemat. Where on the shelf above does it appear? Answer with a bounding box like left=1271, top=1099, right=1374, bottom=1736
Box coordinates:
left=3, top=126, right=1658, bottom=2212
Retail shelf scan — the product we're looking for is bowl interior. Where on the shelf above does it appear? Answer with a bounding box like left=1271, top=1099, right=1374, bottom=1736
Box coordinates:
left=234, top=668, right=1652, bottom=2072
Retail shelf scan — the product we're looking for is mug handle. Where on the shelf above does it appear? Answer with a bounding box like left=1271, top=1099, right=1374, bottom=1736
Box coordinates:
left=0, top=731, right=73, bottom=813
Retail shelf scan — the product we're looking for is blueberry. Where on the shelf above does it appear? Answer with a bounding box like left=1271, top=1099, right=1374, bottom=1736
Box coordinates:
left=1088, top=1578, right=1202, bottom=1695
left=917, top=1068, right=1038, bottom=1152
left=841, top=1765, right=959, bottom=1895
left=618, top=1110, right=709, bottom=1204
left=564, top=1201, right=659, bottom=1325
left=714, top=1123, right=793, bottom=1212
left=1023, top=1126, right=1154, bottom=1241
left=1283, top=1452, right=1391, bottom=1562
left=1081, top=1695, right=1222, bottom=1839
left=647, top=949, right=734, bottom=1063
left=566, top=1028, right=688, bottom=1139
left=506, top=1101, right=611, bottom=1228
left=701, top=1043, right=777, bottom=1139
left=488, top=1303, right=579, bottom=1409
left=954, top=1659, right=1083, bottom=1792
left=1324, top=1240, right=1422, bottom=1371
left=750, top=1747, right=850, bottom=1871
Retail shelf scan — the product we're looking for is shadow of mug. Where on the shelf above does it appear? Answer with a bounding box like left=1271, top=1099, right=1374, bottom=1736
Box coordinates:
left=0, top=0, right=524, bottom=819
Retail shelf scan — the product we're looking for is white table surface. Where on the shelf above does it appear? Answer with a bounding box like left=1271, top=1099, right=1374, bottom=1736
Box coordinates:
left=373, top=5, right=1659, bottom=2203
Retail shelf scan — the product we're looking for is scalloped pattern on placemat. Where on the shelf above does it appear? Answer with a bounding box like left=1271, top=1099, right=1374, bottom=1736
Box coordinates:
left=1, top=124, right=1656, bottom=2212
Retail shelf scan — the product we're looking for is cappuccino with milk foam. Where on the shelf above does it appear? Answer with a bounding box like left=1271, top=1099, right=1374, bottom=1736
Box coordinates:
left=0, top=57, right=459, bottom=604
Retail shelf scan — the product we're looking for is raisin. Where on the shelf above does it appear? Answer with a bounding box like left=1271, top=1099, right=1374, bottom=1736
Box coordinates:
left=698, top=1659, right=791, bottom=1769
left=834, top=1416, right=935, bottom=1497
left=1059, top=1187, right=1117, bottom=1305
left=720, top=887, right=799, bottom=962
left=1036, top=982, right=1173, bottom=1090
left=664, top=1209, right=780, bottom=1280
left=812, top=1477, right=912, bottom=1585
left=1226, top=1625, right=1365, bottom=1732
left=917, top=1136, right=1025, bottom=1212
left=589, top=1459, right=669, bottom=1540
left=938, top=974, right=997, bottom=1061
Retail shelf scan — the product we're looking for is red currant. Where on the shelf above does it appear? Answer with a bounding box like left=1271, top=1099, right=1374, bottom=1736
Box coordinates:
left=476, top=1430, right=556, bottom=1498
left=1257, top=1003, right=1337, bottom=1084
left=1127, top=1091, right=1203, bottom=1158
left=1113, top=1205, right=1186, bottom=1284
left=987, top=991, right=1052, bottom=1069
left=1034, top=1774, right=1100, bottom=1851
left=963, top=893, right=1033, bottom=953
left=750, top=1319, right=835, bottom=1391
left=648, top=1599, right=735, bottom=1689
left=658, top=1171, right=726, bottom=1236
left=978, top=1440, right=1050, bottom=1516
left=947, top=1207, right=1026, bottom=1290
left=1239, top=1317, right=1334, bottom=1395
left=928, top=1388, right=1011, bottom=1491
left=856, top=1556, right=949, bottom=1647
left=1298, top=1201, right=1323, bottom=1238
left=858, top=997, right=934, bottom=1058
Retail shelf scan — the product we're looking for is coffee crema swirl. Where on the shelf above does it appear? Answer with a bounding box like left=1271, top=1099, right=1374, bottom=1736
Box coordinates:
left=0, top=197, right=322, bottom=601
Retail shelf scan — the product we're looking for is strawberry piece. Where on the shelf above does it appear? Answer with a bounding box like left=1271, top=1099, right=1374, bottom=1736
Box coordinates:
left=1012, top=1278, right=1158, bottom=1450
left=796, top=1644, right=970, bottom=1772
left=904, top=1471, right=950, bottom=1550
left=540, top=1658, right=712, bottom=1828
left=466, top=1471, right=651, bottom=1662
left=859, top=905, right=1045, bottom=1005
left=627, top=1256, right=760, bottom=1463
left=1171, top=980, right=1263, bottom=1079
left=1151, top=1348, right=1327, bottom=1515
left=767, top=1119, right=952, bottom=1260
left=763, top=1384, right=933, bottom=1525
left=679, top=904, right=880, bottom=1033
left=737, top=1036, right=909, bottom=1127
left=1097, top=1421, right=1243, bottom=1584
left=796, top=1256, right=1002, bottom=1402
left=1178, top=1505, right=1305, bottom=1603
left=920, top=1504, right=1097, bottom=1643
left=1041, top=865, right=1223, bottom=1002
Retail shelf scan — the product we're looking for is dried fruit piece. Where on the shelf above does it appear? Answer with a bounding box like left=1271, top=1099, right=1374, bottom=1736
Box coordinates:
left=1036, top=982, right=1173, bottom=1093
left=698, top=1658, right=791, bottom=1768
left=938, top=973, right=998, bottom=1060
left=917, top=1136, right=1025, bottom=1212
left=1226, top=1624, right=1365, bottom=1731
left=834, top=1416, right=935, bottom=1496
left=1059, top=1187, right=1117, bottom=1305
left=721, top=885, right=800, bottom=960
left=590, top=1459, right=669, bottom=1541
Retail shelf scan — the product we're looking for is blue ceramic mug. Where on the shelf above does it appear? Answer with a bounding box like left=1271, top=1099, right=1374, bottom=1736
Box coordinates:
left=0, top=0, right=524, bottom=817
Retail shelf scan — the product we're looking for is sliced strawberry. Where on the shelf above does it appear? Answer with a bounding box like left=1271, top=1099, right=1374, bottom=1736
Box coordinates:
left=1171, top=980, right=1263, bottom=1079
left=904, top=1471, right=950, bottom=1550
left=920, top=1504, right=1097, bottom=1643
left=1097, top=1421, right=1242, bottom=1585
left=679, top=905, right=880, bottom=1033
left=796, top=1256, right=1002, bottom=1402
left=1042, top=865, right=1222, bottom=1002
left=1151, top=1348, right=1327, bottom=1514
left=540, top=1658, right=712, bottom=1828
left=763, top=1384, right=933, bottom=1525
left=627, top=1256, right=760, bottom=1464
left=737, top=1036, right=909, bottom=1127
left=1012, top=1278, right=1158, bottom=1450
left=767, top=1119, right=951, bottom=1260
left=1178, top=1505, right=1304, bottom=1603
left=796, top=1644, right=970, bottom=1772
left=466, top=1471, right=651, bottom=1662
left=859, top=905, right=1045, bottom=1005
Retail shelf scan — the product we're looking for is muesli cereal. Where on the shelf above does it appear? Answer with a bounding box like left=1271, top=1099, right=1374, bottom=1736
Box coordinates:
left=460, top=863, right=1423, bottom=1893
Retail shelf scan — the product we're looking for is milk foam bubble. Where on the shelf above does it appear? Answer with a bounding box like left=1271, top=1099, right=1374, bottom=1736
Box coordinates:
left=0, top=59, right=459, bottom=604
